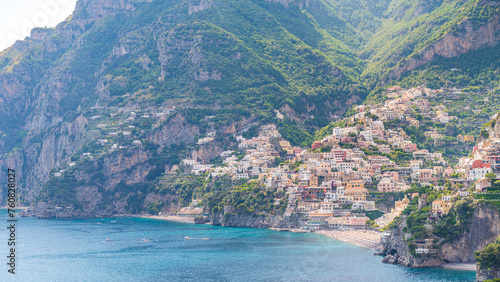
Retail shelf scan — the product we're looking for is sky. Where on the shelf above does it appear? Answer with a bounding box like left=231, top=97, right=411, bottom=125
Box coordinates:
left=0, top=0, right=78, bottom=52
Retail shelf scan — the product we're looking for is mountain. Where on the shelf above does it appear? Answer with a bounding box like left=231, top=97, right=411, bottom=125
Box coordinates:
left=363, top=0, right=500, bottom=88
left=0, top=0, right=499, bottom=211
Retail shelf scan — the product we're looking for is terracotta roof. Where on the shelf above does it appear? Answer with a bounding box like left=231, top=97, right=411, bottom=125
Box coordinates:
left=471, top=160, right=491, bottom=169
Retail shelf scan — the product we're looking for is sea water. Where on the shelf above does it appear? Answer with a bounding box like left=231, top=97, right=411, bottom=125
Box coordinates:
left=0, top=214, right=475, bottom=281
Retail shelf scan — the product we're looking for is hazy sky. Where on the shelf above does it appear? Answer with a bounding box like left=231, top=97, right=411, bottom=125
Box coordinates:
left=0, top=0, right=78, bottom=51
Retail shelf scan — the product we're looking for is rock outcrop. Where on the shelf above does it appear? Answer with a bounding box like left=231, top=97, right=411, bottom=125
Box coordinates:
left=210, top=212, right=304, bottom=229
left=477, top=266, right=500, bottom=281
left=441, top=203, right=500, bottom=263
left=391, top=14, right=500, bottom=78
left=379, top=216, right=442, bottom=268
left=380, top=202, right=500, bottom=268
left=149, top=114, right=199, bottom=149
left=266, top=0, right=310, bottom=8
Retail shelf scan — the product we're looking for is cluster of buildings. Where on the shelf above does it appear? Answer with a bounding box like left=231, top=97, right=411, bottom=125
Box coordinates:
left=375, top=195, right=410, bottom=227
left=452, top=137, right=500, bottom=190
left=181, top=86, right=490, bottom=229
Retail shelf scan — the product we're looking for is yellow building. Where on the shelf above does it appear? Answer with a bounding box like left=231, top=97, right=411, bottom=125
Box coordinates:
left=279, top=140, right=294, bottom=154
left=343, top=180, right=367, bottom=201
left=458, top=134, right=475, bottom=142
left=346, top=180, right=364, bottom=189
left=464, top=135, right=475, bottom=142
left=345, top=187, right=368, bottom=201
left=432, top=200, right=453, bottom=215
left=310, top=176, right=319, bottom=187
left=308, top=210, right=334, bottom=221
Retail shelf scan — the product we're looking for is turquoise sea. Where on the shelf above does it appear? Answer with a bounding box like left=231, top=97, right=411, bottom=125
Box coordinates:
left=0, top=212, right=475, bottom=281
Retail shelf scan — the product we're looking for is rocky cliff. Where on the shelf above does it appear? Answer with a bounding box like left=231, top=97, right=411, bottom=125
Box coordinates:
left=149, top=114, right=200, bottom=149
left=477, top=267, right=500, bottom=282
left=379, top=216, right=443, bottom=268
left=2, top=0, right=500, bottom=211
left=0, top=115, right=87, bottom=201
left=441, top=203, right=500, bottom=263
left=391, top=13, right=500, bottom=78
left=0, top=0, right=370, bottom=207
left=380, top=202, right=500, bottom=268
left=209, top=211, right=305, bottom=229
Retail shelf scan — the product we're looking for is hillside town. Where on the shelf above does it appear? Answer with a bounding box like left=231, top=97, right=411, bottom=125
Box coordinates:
left=179, top=86, right=500, bottom=232
left=28, top=85, right=500, bottom=239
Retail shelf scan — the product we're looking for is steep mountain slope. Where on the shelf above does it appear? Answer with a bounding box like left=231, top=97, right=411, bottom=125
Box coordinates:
left=362, top=0, right=500, bottom=86
left=0, top=0, right=368, bottom=206
left=1, top=0, right=500, bottom=210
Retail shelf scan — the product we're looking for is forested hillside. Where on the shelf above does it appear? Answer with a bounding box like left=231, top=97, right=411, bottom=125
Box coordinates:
left=0, top=0, right=499, bottom=209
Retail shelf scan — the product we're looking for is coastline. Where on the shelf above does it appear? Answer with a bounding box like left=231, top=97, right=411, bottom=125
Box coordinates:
left=134, top=215, right=196, bottom=224
left=315, top=229, right=382, bottom=249
left=315, top=229, right=477, bottom=271
left=8, top=212, right=480, bottom=273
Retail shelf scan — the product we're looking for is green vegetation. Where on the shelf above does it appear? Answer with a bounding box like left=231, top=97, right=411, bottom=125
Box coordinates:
left=156, top=175, right=203, bottom=207
left=2, top=0, right=500, bottom=157
left=201, top=178, right=286, bottom=215
left=476, top=236, right=500, bottom=270
left=397, top=43, right=500, bottom=90
left=400, top=186, right=476, bottom=244
left=434, top=199, right=476, bottom=242
left=362, top=0, right=500, bottom=87
left=242, top=125, right=259, bottom=139
left=277, top=120, right=314, bottom=147
left=37, top=175, right=84, bottom=209
left=353, top=209, right=384, bottom=220
left=3, top=0, right=500, bottom=214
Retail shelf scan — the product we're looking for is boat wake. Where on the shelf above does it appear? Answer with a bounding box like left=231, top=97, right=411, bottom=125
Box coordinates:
left=185, top=236, right=209, bottom=240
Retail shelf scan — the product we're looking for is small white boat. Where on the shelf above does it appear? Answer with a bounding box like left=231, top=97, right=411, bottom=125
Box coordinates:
left=202, top=238, right=209, bottom=240
left=105, top=238, right=114, bottom=242
left=185, top=236, right=192, bottom=239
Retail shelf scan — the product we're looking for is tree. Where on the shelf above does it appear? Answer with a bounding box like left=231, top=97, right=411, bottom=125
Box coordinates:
left=476, top=236, right=500, bottom=269
left=410, top=226, right=427, bottom=240
left=486, top=173, right=497, bottom=180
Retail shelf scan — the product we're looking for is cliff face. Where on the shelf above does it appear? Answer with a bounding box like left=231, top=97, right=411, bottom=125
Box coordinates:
left=381, top=203, right=500, bottom=268
left=53, top=112, right=203, bottom=214
left=379, top=216, right=443, bottom=268
left=441, top=203, right=500, bottom=263
left=477, top=267, right=500, bottom=282
left=209, top=211, right=304, bottom=229
left=2, top=0, right=500, bottom=211
left=0, top=0, right=369, bottom=207
left=265, top=0, right=309, bottom=8
left=390, top=14, right=500, bottom=78
left=0, top=115, right=87, bottom=201
left=489, top=115, right=500, bottom=139
left=0, top=0, right=149, bottom=202
left=149, top=114, right=199, bottom=149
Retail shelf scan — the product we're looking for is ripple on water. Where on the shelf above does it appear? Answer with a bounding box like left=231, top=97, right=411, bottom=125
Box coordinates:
left=3, top=215, right=476, bottom=282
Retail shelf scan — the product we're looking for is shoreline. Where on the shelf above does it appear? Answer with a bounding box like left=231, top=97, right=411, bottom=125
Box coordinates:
left=133, top=214, right=196, bottom=224
left=18, top=212, right=478, bottom=272
left=315, top=229, right=382, bottom=249
left=314, top=230, right=476, bottom=272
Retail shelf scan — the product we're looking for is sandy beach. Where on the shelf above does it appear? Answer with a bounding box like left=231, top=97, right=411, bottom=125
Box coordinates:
left=440, top=263, right=476, bottom=271
left=136, top=215, right=196, bottom=224
left=316, top=229, right=382, bottom=249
